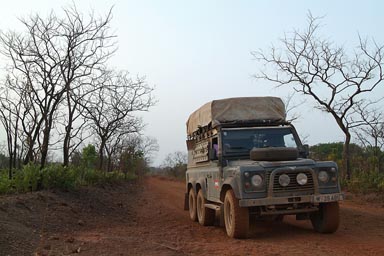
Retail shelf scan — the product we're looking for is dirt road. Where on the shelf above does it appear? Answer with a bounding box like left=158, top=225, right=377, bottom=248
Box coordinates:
left=1, top=176, right=384, bottom=255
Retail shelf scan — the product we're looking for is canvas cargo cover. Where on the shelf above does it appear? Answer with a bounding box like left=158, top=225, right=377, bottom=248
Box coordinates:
left=187, top=97, right=286, bottom=135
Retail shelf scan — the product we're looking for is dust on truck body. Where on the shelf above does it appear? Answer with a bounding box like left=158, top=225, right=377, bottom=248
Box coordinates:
left=184, top=97, right=344, bottom=238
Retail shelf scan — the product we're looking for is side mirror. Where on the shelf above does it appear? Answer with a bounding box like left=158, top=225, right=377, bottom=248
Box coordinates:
left=300, top=144, right=309, bottom=158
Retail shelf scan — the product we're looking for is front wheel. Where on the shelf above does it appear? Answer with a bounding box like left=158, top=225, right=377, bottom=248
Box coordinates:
left=224, top=190, right=249, bottom=238
left=310, top=202, right=340, bottom=233
left=188, top=188, right=197, bottom=222
left=196, top=190, right=215, bottom=226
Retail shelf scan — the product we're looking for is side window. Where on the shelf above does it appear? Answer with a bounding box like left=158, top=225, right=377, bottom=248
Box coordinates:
left=212, top=137, right=218, bottom=159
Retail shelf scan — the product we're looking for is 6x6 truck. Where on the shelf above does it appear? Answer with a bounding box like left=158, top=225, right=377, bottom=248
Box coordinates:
left=184, top=97, right=344, bottom=238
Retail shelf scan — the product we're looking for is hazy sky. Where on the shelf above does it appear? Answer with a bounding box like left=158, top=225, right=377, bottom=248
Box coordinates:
left=0, top=0, right=383, bottom=166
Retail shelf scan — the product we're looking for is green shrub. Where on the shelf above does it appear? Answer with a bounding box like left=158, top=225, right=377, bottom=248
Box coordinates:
left=80, top=168, right=103, bottom=185
left=13, top=164, right=41, bottom=193
left=0, top=170, right=13, bottom=194
left=0, top=164, right=137, bottom=194
left=105, top=170, right=126, bottom=183
left=123, top=171, right=137, bottom=180
left=81, top=145, right=98, bottom=169
left=345, top=170, right=384, bottom=193
left=41, top=164, right=76, bottom=190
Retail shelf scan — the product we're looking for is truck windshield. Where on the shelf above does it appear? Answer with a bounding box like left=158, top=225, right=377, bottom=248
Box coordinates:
left=221, top=127, right=299, bottom=157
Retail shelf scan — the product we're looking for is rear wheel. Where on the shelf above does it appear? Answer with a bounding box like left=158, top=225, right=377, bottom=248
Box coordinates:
left=310, top=202, right=340, bottom=233
left=224, top=190, right=249, bottom=238
left=188, top=188, right=197, bottom=222
left=197, top=190, right=215, bottom=226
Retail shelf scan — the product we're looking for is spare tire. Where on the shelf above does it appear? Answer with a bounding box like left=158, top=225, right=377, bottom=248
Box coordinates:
left=250, top=147, right=298, bottom=161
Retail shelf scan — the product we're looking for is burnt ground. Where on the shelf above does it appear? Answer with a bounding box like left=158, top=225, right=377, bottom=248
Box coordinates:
left=1, top=176, right=384, bottom=256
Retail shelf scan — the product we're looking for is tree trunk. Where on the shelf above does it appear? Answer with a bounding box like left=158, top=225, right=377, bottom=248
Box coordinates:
left=63, top=124, right=71, bottom=167
left=12, top=118, right=19, bottom=170
left=23, top=119, right=44, bottom=165
left=374, top=137, right=379, bottom=172
left=40, top=126, right=51, bottom=169
left=6, top=132, right=13, bottom=179
left=24, top=143, right=34, bottom=165
left=343, top=132, right=351, bottom=180
left=8, top=154, right=12, bottom=179
left=63, top=91, right=75, bottom=167
left=107, top=155, right=112, bottom=172
left=98, top=139, right=106, bottom=171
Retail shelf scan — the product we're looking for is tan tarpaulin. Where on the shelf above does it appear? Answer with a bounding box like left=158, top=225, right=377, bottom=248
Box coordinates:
left=186, top=97, right=286, bottom=135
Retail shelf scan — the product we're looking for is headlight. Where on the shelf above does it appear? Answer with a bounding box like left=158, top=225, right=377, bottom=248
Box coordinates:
left=318, top=171, right=329, bottom=183
left=296, top=173, right=308, bottom=185
left=251, top=174, right=263, bottom=187
left=279, top=174, right=290, bottom=187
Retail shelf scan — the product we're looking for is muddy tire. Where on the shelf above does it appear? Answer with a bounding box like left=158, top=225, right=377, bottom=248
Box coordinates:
left=224, top=190, right=249, bottom=238
left=310, top=202, right=340, bottom=233
left=196, top=190, right=215, bottom=226
left=250, top=147, right=298, bottom=161
left=188, top=188, right=197, bottom=222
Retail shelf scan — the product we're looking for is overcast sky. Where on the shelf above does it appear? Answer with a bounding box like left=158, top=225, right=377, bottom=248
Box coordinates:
left=1, top=0, right=383, bottom=166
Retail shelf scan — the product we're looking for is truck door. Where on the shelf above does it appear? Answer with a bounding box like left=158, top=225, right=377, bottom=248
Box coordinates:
left=206, top=138, right=221, bottom=201
left=206, top=166, right=221, bottom=201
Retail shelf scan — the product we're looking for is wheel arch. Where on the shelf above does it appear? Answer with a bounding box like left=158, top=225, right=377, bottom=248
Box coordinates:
left=196, top=177, right=207, bottom=197
left=220, top=177, right=241, bottom=202
left=187, top=182, right=194, bottom=192
left=187, top=178, right=207, bottom=196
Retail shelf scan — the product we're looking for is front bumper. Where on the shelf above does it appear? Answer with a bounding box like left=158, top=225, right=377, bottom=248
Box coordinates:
left=239, top=192, right=344, bottom=207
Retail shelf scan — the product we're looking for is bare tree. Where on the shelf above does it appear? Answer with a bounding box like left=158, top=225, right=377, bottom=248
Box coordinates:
left=111, top=134, right=158, bottom=176
left=82, top=69, right=155, bottom=170
left=353, top=101, right=384, bottom=172
left=58, top=6, right=116, bottom=166
left=116, top=134, right=159, bottom=165
left=162, top=151, right=187, bottom=178
left=0, top=4, right=117, bottom=168
left=104, top=132, right=128, bottom=172
left=137, top=136, right=159, bottom=165
left=0, top=13, right=68, bottom=168
left=253, top=13, right=384, bottom=179
left=0, top=80, right=22, bottom=177
left=283, top=92, right=306, bottom=123
left=162, top=151, right=187, bottom=167
left=0, top=73, right=43, bottom=169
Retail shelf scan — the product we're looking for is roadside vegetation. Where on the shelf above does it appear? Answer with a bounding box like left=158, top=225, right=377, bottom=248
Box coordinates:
left=0, top=143, right=152, bottom=194
left=150, top=151, right=187, bottom=180
left=310, top=143, right=384, bottom=193
left=0, top=4, right=158, bottom=194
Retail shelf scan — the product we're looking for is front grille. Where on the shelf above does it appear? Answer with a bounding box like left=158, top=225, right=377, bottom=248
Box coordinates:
left=269, top=169, right=314, bottom=196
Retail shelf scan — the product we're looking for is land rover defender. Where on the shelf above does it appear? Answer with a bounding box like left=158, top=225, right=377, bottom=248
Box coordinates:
left=184, top=97, right=344, bottom=238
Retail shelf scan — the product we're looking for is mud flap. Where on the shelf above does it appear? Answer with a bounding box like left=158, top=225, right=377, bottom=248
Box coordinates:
left=219, top=204, right=225, bottom=227
left=184, top=193, right=189, bottom=210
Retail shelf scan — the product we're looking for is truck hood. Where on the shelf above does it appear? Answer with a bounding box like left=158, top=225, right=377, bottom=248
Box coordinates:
left=228, top=158, right=316, bottom=168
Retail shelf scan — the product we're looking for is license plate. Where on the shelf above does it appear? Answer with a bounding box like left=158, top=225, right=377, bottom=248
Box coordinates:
left=313, top=194, right=344, bottom=203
